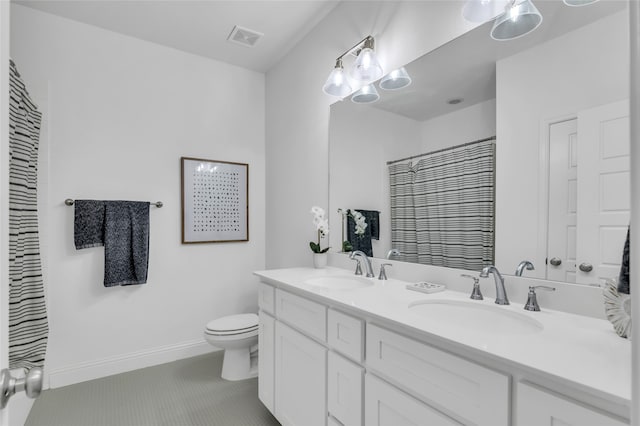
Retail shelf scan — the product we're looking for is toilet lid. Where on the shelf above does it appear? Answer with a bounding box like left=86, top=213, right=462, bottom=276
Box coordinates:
left=206, top=313, right=258, bottom=335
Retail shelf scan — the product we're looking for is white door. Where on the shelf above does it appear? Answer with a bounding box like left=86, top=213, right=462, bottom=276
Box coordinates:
left=576, top=100, right=630, bottom=286
left=547, top=119, right=578, bottom=282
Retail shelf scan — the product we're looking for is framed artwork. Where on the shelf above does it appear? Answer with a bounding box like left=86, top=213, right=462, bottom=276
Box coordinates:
left=181, top=157, right=249, bottom=243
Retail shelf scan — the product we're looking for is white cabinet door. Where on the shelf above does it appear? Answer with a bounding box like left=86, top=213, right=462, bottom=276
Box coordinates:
left=275, top=321, right=327, bottom=426
left=365, top=373, right=461, bottom=426
left=327, top=351, right=363, bottom=426
left=258, top=311, right=275, bottom=414
left=516, top=382, right=628, bottom=426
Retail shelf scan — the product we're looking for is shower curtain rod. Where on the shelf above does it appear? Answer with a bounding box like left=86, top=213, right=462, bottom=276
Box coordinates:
left=386, top=135, right=496, bottom=166
left=64, top=199, right=164, bottom=208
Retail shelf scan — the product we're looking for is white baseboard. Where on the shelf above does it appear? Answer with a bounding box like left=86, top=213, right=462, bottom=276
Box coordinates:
left=47, top=340, right=219, bottom=389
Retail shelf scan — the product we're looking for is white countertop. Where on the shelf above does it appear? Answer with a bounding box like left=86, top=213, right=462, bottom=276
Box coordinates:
left=254, top=266, right=631, bottom=409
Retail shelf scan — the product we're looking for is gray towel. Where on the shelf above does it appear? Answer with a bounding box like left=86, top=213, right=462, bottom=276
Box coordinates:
left=104, top=201, right=150, bottom=287
left=74, top=200, right=106, bottom=249
left=618, top=226, right=630, bottom=294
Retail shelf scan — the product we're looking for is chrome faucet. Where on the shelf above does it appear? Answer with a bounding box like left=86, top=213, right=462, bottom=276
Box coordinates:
left=386, top=248, right=401, bottom=259
left=480, top=265, right=509, bottom=305
left=515, top=260, right=535, bottom=277
left=349, top=250, right=374, bottom=278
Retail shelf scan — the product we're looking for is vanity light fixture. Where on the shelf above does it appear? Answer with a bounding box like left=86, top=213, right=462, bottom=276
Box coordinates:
left=351, top=84, right=380, bottom=104
left=562, top=0, right=599, bottom=6
left=350, top=36, right=383, bottom=82
left=322, top=58, right=353, bottom=97
left=462, top=0, right=510, bottom=23
left=323, top=35, right=383, bottom=97
left=490, top=0, right=543, bottom=41
left=379, top=67, right=412, bottom=90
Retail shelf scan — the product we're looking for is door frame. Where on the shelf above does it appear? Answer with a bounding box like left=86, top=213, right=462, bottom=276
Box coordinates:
left=1, top=1, right=11, bottom=425
left=537, top=113, right=577, bottom=281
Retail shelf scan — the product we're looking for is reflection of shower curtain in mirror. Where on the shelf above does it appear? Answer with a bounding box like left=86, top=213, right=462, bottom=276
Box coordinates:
left=9, top=60, right=49, bottom=369
left=389, top=138, right=495, bottom=271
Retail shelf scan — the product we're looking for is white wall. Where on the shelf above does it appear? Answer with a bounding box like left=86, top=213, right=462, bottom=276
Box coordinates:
left=265, top=1, right=478, bottom=269
left=328, top=102, right=421, bottom=256
left=419, top=99, right=496, bottom=152
left=10, top=5, right=266, bottom=387
left=495, top=11, right=628, bottom=278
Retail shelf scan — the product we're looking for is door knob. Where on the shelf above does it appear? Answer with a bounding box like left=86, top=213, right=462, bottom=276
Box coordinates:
left=0, top=367, right=44, bottom=409
left=549, top=257, right=562, bottom=266
left=579, top=263, right=593, bottom=272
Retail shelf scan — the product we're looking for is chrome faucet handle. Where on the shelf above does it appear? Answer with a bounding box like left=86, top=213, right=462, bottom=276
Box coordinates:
left=524, top=285, right=556, bottom=311
left=461, top=274, right=483, bottom=300
left=354, top=259, right=363, bottom=275
left=378, top=263, right=392, bottom=280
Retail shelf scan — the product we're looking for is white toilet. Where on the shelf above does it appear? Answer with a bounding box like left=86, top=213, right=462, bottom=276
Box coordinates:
left=204, top=313, right=259, bottom=381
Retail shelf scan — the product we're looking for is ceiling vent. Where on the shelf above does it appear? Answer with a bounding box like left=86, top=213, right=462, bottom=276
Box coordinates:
left=227, top=26, right=263, bottom=48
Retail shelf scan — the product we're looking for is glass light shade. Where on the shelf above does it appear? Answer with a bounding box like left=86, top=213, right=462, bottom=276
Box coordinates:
left=462, top=0, right=510, bottom=23
left=563, top=0, right=598, bottom=6
left=351, top=84, right=380, bottom=104
left=322, top=65, right=352, bottom=97
left=350, top=47, right=383, bottom=82
left=379, top=67, right=412, bottom=90
left=490, top=0, right=543, bottom=41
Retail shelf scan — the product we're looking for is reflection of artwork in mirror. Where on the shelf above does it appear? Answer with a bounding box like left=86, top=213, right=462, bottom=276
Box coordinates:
left=181, top=157, right=249, bottom=244
left=328, top=2, right=629, bottom=285
left=388, top=138, right=495, bottom=271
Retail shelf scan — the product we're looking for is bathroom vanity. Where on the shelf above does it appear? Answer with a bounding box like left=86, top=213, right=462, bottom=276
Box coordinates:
left=254, top=267, right=630, bottom=426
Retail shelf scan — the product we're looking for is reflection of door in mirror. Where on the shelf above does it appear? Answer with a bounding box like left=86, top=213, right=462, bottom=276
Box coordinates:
left=547, top=119, right=578, bottom=283
left=546, top=100, right=630, bottom=286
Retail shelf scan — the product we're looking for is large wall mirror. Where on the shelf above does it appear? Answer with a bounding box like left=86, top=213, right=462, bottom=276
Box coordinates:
left=329, top=1, right=629, bottom=286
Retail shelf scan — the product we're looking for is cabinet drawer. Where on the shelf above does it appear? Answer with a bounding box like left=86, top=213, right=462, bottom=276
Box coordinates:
left=365, top=373, right=461, bottom=426
left=328, top=351, right=363, bottom=426
left=258, top=283, right=275, bottom=315
left=275, top=289, right=327, bottom=342
left=516, top=382, right=628, bottom=426
left=328, top=309, right=364, bottom=362
left=366, top=324, right=509, bottom=426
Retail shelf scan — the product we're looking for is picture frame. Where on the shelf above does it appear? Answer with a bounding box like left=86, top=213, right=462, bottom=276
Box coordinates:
left=181, top=157, right=249, bottom=243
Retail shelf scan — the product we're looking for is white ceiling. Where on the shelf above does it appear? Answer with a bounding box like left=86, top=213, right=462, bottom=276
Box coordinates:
left=13, top=0, right=341, bottom=73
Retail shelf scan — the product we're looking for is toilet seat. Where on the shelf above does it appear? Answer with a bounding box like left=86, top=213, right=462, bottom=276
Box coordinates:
left=205, top=313, right=258, bottom=338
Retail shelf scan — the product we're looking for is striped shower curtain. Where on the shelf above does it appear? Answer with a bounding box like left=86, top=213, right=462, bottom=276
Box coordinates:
left=8, top=60, right=48, bottom=369
left=389, top=138, right=495, bottom=271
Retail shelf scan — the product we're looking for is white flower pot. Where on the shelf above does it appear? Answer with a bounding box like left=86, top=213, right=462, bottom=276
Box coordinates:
left=313, top=253, right=328, bottom=269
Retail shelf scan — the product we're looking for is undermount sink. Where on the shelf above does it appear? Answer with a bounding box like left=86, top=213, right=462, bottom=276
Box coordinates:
left=409, top=299, right=543, bottom=335
left=304, top=275, right=374, bottom=290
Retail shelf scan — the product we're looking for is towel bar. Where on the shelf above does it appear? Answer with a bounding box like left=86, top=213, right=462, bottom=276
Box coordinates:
left=65, top=199, right=163, bottom=208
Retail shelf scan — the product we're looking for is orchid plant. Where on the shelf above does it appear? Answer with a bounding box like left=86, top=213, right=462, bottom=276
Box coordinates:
left=349, top=210, right=368, bottom=237
left=310, top=206, right=330, bottom=253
